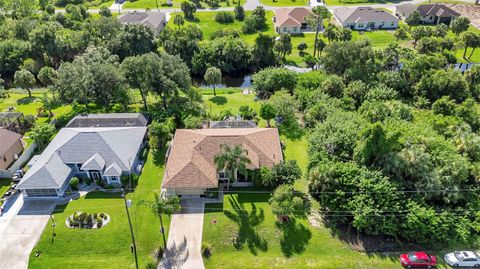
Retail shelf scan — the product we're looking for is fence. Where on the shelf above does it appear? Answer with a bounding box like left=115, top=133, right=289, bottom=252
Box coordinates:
left=0, top=143, right=37, bottom=179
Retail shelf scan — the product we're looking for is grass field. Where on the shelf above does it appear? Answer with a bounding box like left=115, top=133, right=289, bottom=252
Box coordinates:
left=202, top=192, right=400, bottom=269
left=29, top=151, right=167, bottom=269
left=0, top=179, right=11, bottom=198
left=124, top=0, right=244, bottom=9
left=259, top=0, right=309, bottom=7
left=168, top=11, right=275, bottom=43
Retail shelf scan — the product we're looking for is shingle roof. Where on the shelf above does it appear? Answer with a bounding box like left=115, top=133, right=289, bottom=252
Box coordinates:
left=335, top=6, right=399, bottom=24
left=17, top=126, right=146, bottom=190
left=17, top=152, right=72, bottom=189
left=396, top=3, right=460, bottom=18
left=275, top=7, right=313, bottom=27
left=0, top=129, right=22, bottom=156
left=162, top=128, right=283, bottom=189
left=104, top=162, right=122, bottom=177
left=66, top=113, right=148, bottom=128
left=80, top=153, right=106, bottom=171
left=118, top=11, right=166, bottom=31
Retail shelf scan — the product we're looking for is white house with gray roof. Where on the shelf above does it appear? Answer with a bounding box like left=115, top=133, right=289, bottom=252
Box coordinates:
left=334, top=7, right=399, bottom=30
left=16, top=114, right=147, bottom=199
left=118, top=11, right=166, bottom=34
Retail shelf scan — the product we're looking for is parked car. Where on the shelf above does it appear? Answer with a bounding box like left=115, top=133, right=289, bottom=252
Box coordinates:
left=444, top=251, right=480, bottom=267
left=400, top=252, right=437, bottom=268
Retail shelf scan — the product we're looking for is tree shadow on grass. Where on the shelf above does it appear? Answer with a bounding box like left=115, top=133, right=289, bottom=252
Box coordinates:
left=17, top=96, right=37, bottom=105
left=276, top=218, right=312, bottom=257
left=209, top=96, right=227, bottom=106
left=224, top=196, right=268, bottom=255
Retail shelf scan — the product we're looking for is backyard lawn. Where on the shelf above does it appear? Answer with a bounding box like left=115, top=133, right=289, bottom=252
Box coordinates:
left=29, top=151, right=167, bottom=269
left=124, top=0, right=245, bottom=9
left=259, top=0, right=309, bottom=7
left=0, top=179, right=11, bottom=199
left=167, top=11, right=275, bottom=43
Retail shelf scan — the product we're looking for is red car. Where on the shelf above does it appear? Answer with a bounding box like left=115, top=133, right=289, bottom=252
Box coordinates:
left=400, top=252, right=437, bottom=268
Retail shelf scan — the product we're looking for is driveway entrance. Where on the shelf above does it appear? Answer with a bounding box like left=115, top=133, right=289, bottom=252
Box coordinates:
left=158, top=199, right=205, bottom=269
left=0, top=195, right=56, bottom=269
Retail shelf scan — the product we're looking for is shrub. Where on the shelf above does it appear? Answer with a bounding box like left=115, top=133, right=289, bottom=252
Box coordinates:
left=215, top=12, right=234, bottom=23
left=297, top=42, right=307, bottom=52
left=105, top=184, right=115, bottom=190
left=234, top=5, right=244, bottom=21
left=210, top=28, right=240, bottom=40
left=202, top=243, right=212, bottom=258
left=69, top=177, right=80, bottom=190
left=96, top=218, right=103, bottom=228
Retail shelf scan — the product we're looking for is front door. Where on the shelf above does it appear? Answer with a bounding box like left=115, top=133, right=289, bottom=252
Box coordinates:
left=89, top=171, right=101, bottom=181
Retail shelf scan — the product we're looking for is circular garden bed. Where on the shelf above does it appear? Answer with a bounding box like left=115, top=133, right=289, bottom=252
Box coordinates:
left=66, top=212, right=110, bottom=229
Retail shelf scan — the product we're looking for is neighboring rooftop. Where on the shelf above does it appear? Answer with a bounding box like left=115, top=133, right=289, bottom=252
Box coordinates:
left=162, top=128, right=283, bottom=189
left=396, top=3, right=460, bottom=18
left=118, top=11, right=166, bottom=32
left=17, top=126, right=147, bottom=190
left=335, top=6, right=399, bottom=23
left=66, top=113, right=148, bottom=128
left=274, top=7, right=313, bottom=27
left=0, top=112, right=23, bottom=126
left=0, top=129, right=22, bottom=157
left=208, top=120, right=257, bottom=129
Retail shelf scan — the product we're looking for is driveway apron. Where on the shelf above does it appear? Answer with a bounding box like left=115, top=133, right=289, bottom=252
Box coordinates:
left=159, top=199, right=205, bottom=269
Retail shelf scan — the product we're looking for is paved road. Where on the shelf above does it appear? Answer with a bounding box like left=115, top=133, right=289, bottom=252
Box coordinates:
left=158, top=199, right=205, bottom=269
left=0, top=195, right=56, bottom=269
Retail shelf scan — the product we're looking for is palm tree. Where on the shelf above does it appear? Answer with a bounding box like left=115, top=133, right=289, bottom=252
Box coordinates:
left=214, top=144, right=251, bottom=190
left=150, top=193, right=181, bottom=249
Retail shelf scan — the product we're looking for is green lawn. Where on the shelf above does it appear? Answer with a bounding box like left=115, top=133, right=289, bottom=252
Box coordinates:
left=29, top=150, right=167, bottom=269
left=168, top=11, right=275, bottom=42
left=0, top=179, right=11, bottom=198
left=202, top=192, right=400, bottom=269
left=203, top=89, right=261, bottom=117
left=259, top=0, right=308, bottom=7
left=124, top=0, right=244, bottom=9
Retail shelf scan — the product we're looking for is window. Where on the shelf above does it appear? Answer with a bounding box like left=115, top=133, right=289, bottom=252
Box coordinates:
left=25, top=188, right=58, bottom=197
left=293, top=27, right=297, bottom=32
left=219, top=172, right=229, bottom=179
left=283, top=27, right=287, bottom=32
left=391, top=21, right=395, bottom=26
left=358, top=23, right=364, bottom=28
left=110, top=177, right=118, bottom=181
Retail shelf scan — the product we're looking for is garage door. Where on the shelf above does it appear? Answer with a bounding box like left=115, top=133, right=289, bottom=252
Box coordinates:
left=176, top=188, right=205, bottom=196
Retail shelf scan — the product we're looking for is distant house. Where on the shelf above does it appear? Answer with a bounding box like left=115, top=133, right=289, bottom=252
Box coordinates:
left=395, top=4, right=460, bottom=25
left=0, top=129, right=24, bottom=170
left=334, top=6, right=399, bottom=30
left=162, top=128, right=283, bottom=197
left=0, top=112, right=24, bottom=133
left=16, top=113, right=147, bottom=199
left=118, top=11, right=166, bottom=34
left=66, top=113, right=148, bottom=128
left=274, top=7, right=315, bottom=34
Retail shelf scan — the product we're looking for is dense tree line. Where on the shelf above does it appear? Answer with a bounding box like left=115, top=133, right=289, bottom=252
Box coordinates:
left=253, top=36, right=480, bottom=247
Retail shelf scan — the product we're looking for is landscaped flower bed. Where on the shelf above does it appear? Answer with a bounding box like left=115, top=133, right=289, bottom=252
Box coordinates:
left=66, top=212, right=110, bottom=229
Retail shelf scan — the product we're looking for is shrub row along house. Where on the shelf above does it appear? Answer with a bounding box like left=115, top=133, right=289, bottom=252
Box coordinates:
left=16, top=114, right=148, bottom=198
left=162, top=127, right=283, bottom=197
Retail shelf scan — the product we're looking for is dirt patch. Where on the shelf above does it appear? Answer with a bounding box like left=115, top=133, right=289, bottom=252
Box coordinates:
left=449, top=4, right=480, bottom=29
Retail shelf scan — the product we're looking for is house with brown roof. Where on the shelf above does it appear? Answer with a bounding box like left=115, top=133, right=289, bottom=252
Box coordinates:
left=274, top=7, right=315, bottom=34
left=334, top=6, right=399, bottom=30
left=0, top=129, right=24, bottom=170
left=395, top=4, right=460, bottom=25
left=162, top=128, right=283, bottom=197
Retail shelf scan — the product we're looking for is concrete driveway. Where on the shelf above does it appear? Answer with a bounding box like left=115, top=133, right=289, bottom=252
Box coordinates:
left=0, top=195, right=56, bottom=269
left=159, top=199, right=205, bottom=269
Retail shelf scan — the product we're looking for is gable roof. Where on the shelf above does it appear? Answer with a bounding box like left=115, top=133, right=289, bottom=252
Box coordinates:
left=396, top=3, right=460, bottom=18
left=0, top=129, right=22, bottom=156
left=80, top=153, right=106, bottom=171
left=17, top=152, right=72, bottom=189
left=162, top=128, right=283, bottom=189
left=335, top=6, right=399, bottom=23
left=104, top=162, right=122, bottom=177
left=66, top=113, right=148, bottom=128
left=275, top=7, right=313, bottom=27
left=118, top=11, right=166, bottom=31
left=17, top=126, right=146, bottom=190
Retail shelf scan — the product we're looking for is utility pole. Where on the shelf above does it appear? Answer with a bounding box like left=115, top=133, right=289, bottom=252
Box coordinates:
left=122, top=188, right=139, bottom=269
left=50, top=214, right=56, bottom=244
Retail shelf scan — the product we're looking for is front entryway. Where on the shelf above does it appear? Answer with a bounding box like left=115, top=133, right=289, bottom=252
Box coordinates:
left=158, top=199, right=205, bottom=269
left=89, top=171, right=101, bottom=181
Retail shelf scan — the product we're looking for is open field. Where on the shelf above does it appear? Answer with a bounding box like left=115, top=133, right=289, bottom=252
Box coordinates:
left=124, top=0, right=245, bottom=9
left=29, top=151, right=167, bottom=269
